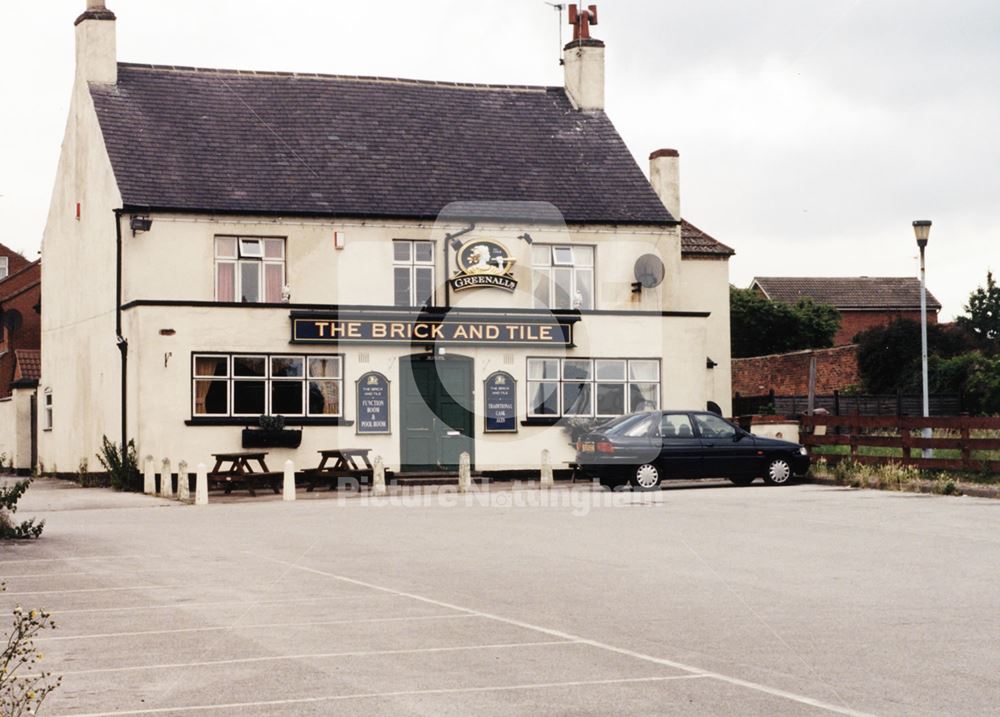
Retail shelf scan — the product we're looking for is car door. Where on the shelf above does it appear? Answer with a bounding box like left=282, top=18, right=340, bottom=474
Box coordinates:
left=692, top=413, right=758, bottom=478
left=658, top=412, right=703, bottom=478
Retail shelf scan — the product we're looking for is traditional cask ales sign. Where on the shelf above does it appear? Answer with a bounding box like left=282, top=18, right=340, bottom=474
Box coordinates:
left=291, top=310, right=577, bottom=347
left=484, top=371, right=517, bottom=432
left=356, top=372, right=390, bottom=434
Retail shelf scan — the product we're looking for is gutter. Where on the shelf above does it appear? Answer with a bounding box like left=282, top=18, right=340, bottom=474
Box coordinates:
left=114, top=209, right=128, bottom=459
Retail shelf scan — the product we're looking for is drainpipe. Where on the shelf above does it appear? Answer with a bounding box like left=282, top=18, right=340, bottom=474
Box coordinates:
left=442, top=223, right=476, bottom=308
left=113, top=209, right=127, bottom=459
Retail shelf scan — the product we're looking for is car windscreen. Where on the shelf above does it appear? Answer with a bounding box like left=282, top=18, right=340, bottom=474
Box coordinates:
left=603, top=413, right=656, bottom=437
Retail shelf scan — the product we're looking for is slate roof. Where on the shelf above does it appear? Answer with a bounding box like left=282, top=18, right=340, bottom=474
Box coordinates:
left=89, top=63, right=675, bottom=225
left=680, top=220, right=735, bottom=257
left=14, top=350, right=40, bottom=381
left=752, top=277, right=942, bottom=311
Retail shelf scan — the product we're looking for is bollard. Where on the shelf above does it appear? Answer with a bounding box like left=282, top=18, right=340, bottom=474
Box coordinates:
left=160, top=458, right=173, bottom=498
left=195, top=463, right=208, bottom=506
left=177, top=461, right=190, bottom=502
left=282, top=460, right=296, bottom=501
left=458, top=452, right=471, bottom=493
left=372, top=455, right=387, bottom=497
left=143, top=455, right=155, bottom=495
left=540, top=449, right=554, bottom=488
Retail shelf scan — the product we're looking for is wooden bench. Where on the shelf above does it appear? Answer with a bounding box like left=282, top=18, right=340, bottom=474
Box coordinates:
left=300, top=448, right=394, bottom=491
left=208, top=451, right=282, bottom=497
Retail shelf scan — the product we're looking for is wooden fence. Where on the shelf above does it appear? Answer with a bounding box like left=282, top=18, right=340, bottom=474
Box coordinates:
left=800, top=415, right=1000, bottom=473
left=734, top=391, right=963, bottom=417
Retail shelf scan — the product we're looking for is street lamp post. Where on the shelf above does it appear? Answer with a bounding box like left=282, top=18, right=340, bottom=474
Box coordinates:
left=913, top=220, right=932, bottom=459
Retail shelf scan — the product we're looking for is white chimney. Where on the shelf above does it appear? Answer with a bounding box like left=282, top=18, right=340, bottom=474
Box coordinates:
left=563, top=5, right=604, bottom=112
left=649, top=149, right=680, bottom=221
left=75, top=0, right=117, bottom=85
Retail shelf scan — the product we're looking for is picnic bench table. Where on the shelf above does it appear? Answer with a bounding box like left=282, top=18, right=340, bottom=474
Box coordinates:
left=208, top=451, right=281, bottom=496
left=301, top=448, right=393, bottom=491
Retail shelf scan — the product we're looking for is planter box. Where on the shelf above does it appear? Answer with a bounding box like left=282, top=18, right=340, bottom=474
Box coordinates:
left=241, top=428, right=303, bottom=449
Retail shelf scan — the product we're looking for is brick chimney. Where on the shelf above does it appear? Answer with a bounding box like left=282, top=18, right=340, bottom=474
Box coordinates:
left=75, top=0, right=117, bottom=85
left=649, top=149, right=680, bottom=222
left=563, top=4, right=604, bottom=112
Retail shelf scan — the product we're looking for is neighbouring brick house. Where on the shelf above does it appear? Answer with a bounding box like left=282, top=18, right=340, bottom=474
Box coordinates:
left=0, top=255, right=41, bottom=474
left=750, top=276, right=941, bottom=346
left=732, top=345, right=859, bottom=397
left=0, top=257, right=41, bottom=398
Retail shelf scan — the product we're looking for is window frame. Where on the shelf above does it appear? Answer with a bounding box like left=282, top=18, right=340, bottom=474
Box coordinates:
left=526, top=356, right=661, bottom=419
left=530, top=243, right=596, bottom=310
left=191, top=352, right=344, bottom=419
left=0, top=256, right=8, bottom=280
left=214, top=235, right=286, bottom=304
left=392, top=239, right=436, bottom=308
left=42, top=388, right=53, bottom=431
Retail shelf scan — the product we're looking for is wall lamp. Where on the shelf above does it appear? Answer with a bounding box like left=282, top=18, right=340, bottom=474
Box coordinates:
left=517, top=233, right=534, bottom=245
left=130, top=215, right=153, bottom=236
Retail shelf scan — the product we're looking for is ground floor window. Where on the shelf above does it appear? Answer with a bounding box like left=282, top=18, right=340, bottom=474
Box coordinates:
left=526, top=358, right=660, bottom=418
left=192, top=353, right=343, bottom=418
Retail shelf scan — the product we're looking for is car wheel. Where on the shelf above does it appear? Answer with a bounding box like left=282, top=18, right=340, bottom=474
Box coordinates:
left=729, top=476, right=755, bottom=486
left=629, top=464, right=662, bottom=491
left=763, top=457, right=793, bottom=485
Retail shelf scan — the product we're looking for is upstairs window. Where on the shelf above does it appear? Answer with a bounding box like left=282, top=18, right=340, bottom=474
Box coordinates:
left=393, top=240, right=435, bottom=307
left=43, top=389, right=53, bottom=430
left=531, top=244, right=594, bottom=310
left=215, top=237, right=285, bottom=303
left=0, top=257, right=8, bottom=280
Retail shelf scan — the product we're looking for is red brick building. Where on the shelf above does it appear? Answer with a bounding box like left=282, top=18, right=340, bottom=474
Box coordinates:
left=0, top=246, right=41, bottom=398
left=750, top=276, right=940, bottom=346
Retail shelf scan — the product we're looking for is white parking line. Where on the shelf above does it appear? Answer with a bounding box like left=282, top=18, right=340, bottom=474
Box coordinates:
left=0, top=571, right=99, bottom=579
left=59, top=639, right=578, bottom=676
left=38, top=612, right=479, bottom=641
left=51, top=674, right=708, bottom=717
left=0, top=585, right=168, bottom=596
left=0, top=554, right=151, bottom=565
left=258, top=556, right=876, bottom=717
left=47, top=594, right=405, bottom=615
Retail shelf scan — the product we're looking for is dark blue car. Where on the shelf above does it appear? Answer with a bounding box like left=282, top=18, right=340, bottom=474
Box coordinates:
left=575, top=410, right=810, bottom=490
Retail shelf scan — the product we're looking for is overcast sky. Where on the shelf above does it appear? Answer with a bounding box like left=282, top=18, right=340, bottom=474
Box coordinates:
left=2, top=0, right=997, bottom=319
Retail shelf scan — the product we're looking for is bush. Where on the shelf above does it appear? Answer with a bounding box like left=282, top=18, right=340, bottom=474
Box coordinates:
left=0, top=583, right=62, bottom=714
left=0, top=480, right=44, bottom=540
left=730, top=288, right=840, bottom=358
left=96, top=436, right=141, bottom=492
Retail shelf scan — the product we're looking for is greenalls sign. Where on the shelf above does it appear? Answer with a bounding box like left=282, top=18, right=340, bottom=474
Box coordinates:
left=449, top=240, right=518, bottom=293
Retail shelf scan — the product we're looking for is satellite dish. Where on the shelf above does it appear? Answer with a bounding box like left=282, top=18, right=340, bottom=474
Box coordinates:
left=633, top=254, right=665, bottom=289
left=3, top=309, right=22, bottom=332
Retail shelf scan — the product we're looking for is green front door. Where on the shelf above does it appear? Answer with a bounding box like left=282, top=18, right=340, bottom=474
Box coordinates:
left=400, top=355, right=475, bottom=472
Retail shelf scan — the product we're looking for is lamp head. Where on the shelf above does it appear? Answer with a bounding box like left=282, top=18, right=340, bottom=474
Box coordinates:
left=912, top=220, right=932, bottom=248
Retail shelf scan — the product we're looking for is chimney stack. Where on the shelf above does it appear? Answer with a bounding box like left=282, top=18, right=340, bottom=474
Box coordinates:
left=74, top=0, right=117, bottom=85
left=649, top=149, right=680, bottom=222
left=563, top=4, right=604, bottom=112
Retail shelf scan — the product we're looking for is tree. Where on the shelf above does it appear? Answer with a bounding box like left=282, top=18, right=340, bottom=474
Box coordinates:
left=855, top=318, right=972, bottom=394
left=957, top=270, right=999, bottom=354
left=730, top=288, right=840, bottom=358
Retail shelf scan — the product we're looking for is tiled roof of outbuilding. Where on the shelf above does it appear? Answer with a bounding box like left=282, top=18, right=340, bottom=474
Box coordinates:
left=89, top=63, right=675, bottom=225
left=752, top=276, right=942, bottom=310
left=14, top=350, right=41, bottom=381
left=680, top=220, right=735, bottom=257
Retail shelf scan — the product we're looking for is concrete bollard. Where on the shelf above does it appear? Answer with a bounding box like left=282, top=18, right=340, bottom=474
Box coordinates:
left=372, top=455, right=387, bottom=496
left=540, top=449, right=554, bottom=488
left=195, top=463, right=208, bottom=506
left=282, top=460, right=296, bottom=501
left=143, top=455, right=156, bottom=495
left=458, top=452, right=471, bottom=493
left=177, top=461, right=190, bottom=502
left=160, top=458, right=173, bottom=498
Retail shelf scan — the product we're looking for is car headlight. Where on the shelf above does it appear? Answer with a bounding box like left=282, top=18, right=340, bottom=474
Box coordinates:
left=799, top=446, right=808, bottom=456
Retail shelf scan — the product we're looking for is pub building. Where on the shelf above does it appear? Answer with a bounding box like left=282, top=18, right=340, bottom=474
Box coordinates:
left=38, top=2, right=734, bottom=476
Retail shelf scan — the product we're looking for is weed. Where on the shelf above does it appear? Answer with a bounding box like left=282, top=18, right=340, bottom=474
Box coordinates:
left=0, top=480, right=44, bottom=540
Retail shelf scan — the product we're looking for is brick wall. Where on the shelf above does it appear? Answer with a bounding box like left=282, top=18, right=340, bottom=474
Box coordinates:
left=0, top=262, right=41, bottom=397
left=836, top=310, right=936, bottom=345
left=732, top=344, right=859, bottom=396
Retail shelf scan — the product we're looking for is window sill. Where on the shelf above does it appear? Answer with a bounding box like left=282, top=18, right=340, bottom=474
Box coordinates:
left=521, top=417, right=562, bottom=427
left=185, top=417, right=355, bottom=427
